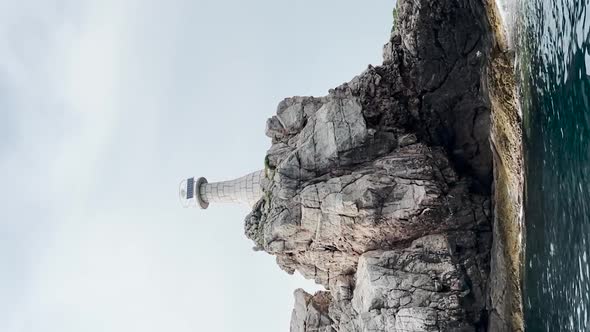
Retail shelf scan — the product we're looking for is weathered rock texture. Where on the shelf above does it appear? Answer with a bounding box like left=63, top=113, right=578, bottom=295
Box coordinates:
left=484, top=0, right=524, bottom=330
left=245, top=0, right=500, bottom=330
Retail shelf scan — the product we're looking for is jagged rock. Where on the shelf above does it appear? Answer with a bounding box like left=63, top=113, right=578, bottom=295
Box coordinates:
left=292, top=231, right=490, bottom=332
left=291, top=289, right=335, bottom=332
left=343, top=234, right=488, bottom=331
left=246, top=0, right=496, bottom=330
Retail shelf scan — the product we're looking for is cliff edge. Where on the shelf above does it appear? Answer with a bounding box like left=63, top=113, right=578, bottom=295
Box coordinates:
left=244, top=0, right=521, bottom=330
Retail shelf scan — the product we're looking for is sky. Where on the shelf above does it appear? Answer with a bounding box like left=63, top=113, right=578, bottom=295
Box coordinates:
left=0, top=1, right=394, bottom=331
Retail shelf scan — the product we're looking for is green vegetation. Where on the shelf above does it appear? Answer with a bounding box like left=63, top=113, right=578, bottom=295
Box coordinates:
left=391, top=6, right=398, bottom=32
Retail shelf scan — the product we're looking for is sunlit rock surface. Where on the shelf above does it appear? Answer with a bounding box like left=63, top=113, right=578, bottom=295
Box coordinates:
left=244, top=0, right=502, bottom=330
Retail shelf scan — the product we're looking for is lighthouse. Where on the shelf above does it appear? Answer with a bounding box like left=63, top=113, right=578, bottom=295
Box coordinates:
left=179, top=170, right=264, bottom=209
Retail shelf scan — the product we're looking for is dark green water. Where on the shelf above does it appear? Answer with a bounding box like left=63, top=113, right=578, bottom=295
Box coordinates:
left=520, top=0, right=590, bottom=330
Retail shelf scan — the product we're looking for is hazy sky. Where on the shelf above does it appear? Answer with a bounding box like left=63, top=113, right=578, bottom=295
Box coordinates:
left=1, top=1, right=394, bottom=331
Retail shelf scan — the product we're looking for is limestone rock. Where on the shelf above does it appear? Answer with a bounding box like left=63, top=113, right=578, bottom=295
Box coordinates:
left=246, top=0, right=496, bottom=330
left=290, top=289, right=335, bottom=332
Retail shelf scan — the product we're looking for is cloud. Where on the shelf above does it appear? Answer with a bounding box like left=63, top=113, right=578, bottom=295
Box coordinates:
left=1, top=0, right=393, bottom=331
left=0, top=0, right=142, bottom=211
left=0, top=1, right=135, bottom=330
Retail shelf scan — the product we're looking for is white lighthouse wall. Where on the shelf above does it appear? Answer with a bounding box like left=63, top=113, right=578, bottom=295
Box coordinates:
left=200, top=170, right=264, bottom=207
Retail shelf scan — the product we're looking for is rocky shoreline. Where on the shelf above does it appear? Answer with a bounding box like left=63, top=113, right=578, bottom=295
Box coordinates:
left=484, top=0, right=523, bottom=330
left=244, top=0, right=523, bottom=330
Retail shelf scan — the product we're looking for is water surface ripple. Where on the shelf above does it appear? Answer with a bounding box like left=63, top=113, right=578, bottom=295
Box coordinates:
left=520, top=0, right=590, bottom=330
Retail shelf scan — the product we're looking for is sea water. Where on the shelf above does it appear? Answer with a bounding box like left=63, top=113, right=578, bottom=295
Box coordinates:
left=519, top=0, right=590, bottom=330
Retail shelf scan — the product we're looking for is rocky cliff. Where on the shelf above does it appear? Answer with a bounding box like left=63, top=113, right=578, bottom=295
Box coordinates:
left=244, top=0, right=511, bottom=330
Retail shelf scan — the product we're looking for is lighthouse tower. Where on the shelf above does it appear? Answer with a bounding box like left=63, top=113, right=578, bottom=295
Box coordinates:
left=179, top=170, right=264, bottom=209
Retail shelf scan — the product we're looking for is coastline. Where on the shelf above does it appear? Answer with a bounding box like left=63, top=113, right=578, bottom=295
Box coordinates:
left=484, top=1, right=524, bottom=331
left=248, top=1, right=526, bottom=330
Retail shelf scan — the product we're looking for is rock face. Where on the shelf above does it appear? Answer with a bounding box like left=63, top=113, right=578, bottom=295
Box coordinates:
left=291, top=289, right=335, bottom=332
left=245, top=0, right=496, bottom=330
